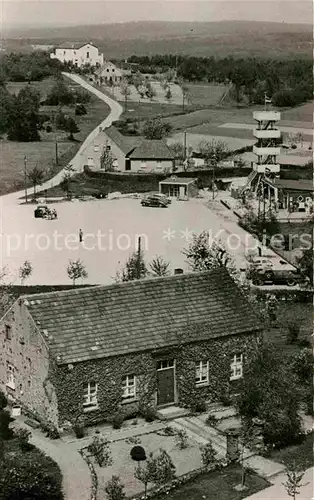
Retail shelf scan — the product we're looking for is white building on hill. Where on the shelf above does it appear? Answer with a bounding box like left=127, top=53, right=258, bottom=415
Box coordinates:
left=50, top=42, right=103, bottom=67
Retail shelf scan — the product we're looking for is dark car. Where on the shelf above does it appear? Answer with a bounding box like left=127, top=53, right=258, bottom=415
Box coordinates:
left=251, top=268, right=304, bottom=287
left=141, top=195, right=168, bottom=208
left=34, top=205, right=49, bottom=218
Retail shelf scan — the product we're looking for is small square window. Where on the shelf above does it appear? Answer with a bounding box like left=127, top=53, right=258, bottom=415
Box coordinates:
left=122, top=375, right=136, bottom=399
left=5, top=325, right=12, bottom=340
left=196, top=360, right=209, bottom=385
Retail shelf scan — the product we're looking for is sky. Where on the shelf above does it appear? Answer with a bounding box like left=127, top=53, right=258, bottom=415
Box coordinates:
left=1, top=0, right=312, bottom=28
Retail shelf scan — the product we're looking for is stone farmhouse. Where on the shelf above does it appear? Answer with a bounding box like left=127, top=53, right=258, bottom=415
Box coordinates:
left=50, top=42, right=104, bottom=67
left=0, top=269, right=262, bottom=431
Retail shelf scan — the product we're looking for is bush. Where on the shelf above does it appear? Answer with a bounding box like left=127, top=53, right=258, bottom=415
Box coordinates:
left=87, top=434, right=112, bottom=467
left=0, top=391, right=7, bottom=410
left=0, top=410, right=14, bottom=440
left=75, top=103, right=87, bottom=116
left=174, top=429, right=189, bottom=449
left=200, top=441, right=218, bottom=467
left=0, top=451, right=64, bottom=500
left=110, top=411, right=125, bottom=430
left=105, top=475, right=126, bottom=500
left=191, top=399, right=207, bottom=413
left=205, top=414, right=218, bottom=427
left=73, top=421, right=85, bottom=439
left=287, top=322, right=301, bottom=344
left=141, top=407, right=157, bottom=422
left=15, top=428, right=33, bottom=452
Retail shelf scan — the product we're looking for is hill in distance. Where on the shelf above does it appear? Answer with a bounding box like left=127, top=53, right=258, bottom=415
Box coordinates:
left=3, top=21, right=312, bottom=59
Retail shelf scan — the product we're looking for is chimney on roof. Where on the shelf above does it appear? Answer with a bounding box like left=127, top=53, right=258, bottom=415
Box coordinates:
left=174, top=268, right=184, bottom=275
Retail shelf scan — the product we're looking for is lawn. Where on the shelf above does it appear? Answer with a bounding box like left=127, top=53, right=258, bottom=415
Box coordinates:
left=119, top=101, right=193, bottom=122
left=6, top=77, right=56, bottom=101
left=186, top=83, right=229, bottom=107
left=269, top=432, right=314, bottom=470
left=0, top=78, right=110, bottom=195
left=154, top=465, right=270, bottom=500
left=265, top=302, right=313, bottom=355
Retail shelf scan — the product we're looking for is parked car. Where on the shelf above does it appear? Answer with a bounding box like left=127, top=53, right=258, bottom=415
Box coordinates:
left=148, top=192, right=171, bottom=205
left=250, top=267, right=303, bottom=286
left=141, top=195, right=168, bottom=208
left=34, top=206, right=57, bottom=219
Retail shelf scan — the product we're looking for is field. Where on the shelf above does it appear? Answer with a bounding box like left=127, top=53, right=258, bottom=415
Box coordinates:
left=186, top=83, right=229, bottom=107
left=119, top=101, right=192, bottom=122
left=0, top=78, right=110, bottom=195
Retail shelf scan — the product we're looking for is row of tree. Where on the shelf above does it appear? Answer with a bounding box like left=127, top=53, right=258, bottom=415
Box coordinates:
left=127, top=54, right=312, bottom=107
left=0, top=77, right=84, bottom=142
left=0, top=51, right=62, bottom=83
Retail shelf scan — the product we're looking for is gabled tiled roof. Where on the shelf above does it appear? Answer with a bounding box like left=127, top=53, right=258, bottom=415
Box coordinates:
left=104, top=126, right=137, bottom=155
left=22, top=269, right=262, bottom=365
left=128, top=139, right=175, bottom=160
left=268, top=178, right=314, bottom=192
left=57, top=42, right=93, bottom=50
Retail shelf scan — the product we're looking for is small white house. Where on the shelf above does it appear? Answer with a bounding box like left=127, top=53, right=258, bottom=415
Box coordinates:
left=50, top=42, right=103, bottom=67
left=97, top=61, right=125, bottom=84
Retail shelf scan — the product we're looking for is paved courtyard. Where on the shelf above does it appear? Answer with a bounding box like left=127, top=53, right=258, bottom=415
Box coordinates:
left=0, top=198, right=227, bottom=285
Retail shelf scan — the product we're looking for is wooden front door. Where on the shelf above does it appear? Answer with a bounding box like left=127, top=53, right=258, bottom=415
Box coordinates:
left=157, top=359, right=175, bottom=406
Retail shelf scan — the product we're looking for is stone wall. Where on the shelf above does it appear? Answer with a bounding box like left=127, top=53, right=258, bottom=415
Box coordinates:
left=0, top=301, right=59, bottom=426
left=53, top=332, right=259, bottom=426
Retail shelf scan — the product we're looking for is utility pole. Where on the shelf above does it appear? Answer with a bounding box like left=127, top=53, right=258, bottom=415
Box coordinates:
left=183, top=131, right=187, bottom=161
left=212, top=153, right=217, bottom=202
left=137, top=236, right=142, bottom=280
left=24, top=155, right=28, bottom=203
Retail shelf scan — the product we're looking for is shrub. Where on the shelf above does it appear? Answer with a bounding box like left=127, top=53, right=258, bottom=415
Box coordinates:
left=0, top=410, right=14, bottom=440
left=191, top=399, right=207, bottom=413
left=73, top=421, right=85, bottom=439
left=0, top=391, right=7, bottom=410
left=175, top=429, right=189, bottom=449
left=141, top=407, right=157, bottom=422
left=41, top=422, right=60, bottom=440
left=15, top=428, right=33, bottom=452
left=205, top=414, right=218, bottom=427
left=87, top=434, right=112, bottom=467
left=201, top=441, right=218, bottom=467
left=0, top=451, right=64, bottom=500
left=287, top=322, right=301, bottom=344
left=110, top=411, right=125, bottom=430
left=130, top=445, right=146, bottom=461
left=75, top=103, right=87, bottom=116
left=104, top=475, right=126, bottom=500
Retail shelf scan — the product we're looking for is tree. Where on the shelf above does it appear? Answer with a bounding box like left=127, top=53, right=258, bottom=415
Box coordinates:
left=142, top=117, right=172, bottom=140
left=67, top=259, right=88, bottom=285
left=64, top=117, right=80, bottom=140
left=115, top=249, right=148, bottom=282
left=120, top=81, right=131, bottom=111
left=0, top=87, right=13, bottom=135
left=282, top=464, right=308, bottom=500
left=104, top=475, right=126, bottom=500
left=87, top=434, right=112, bottom=467
left=236, top=341, right=302, bottom=449
left=7, top=86, right=41, bottom=141
left=296, top=248, right=313, bottom=284
left=165, top=87, right=172, bottom=101
left=169, top=141, right=185, bottom=161
left=183, top=231, right=231, bottom=272
left=134, top=448, right=176, bottom=496
left=46, top=79, right=74, bottom=106
left=19, top=260, right=33, bottom=284
left=27, top=166, right=44, bottom=197
left=149, top=256, right=170, bottom=277
left=198, top=139, right=230, bottom=167
left=100, top=148, right=114, bottom=171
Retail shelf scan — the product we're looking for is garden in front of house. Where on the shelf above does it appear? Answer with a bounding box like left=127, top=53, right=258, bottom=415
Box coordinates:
left=0, top=391, right=64, bottom=500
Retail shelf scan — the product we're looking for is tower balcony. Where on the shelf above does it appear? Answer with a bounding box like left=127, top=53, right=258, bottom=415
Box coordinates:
left=253, top=163, right=280, bottom=173
left=253, top=145, right=281, bottom=157
left=253, top=129, right=281, bottom=139
left=253, top=111, right=281, bottom=122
